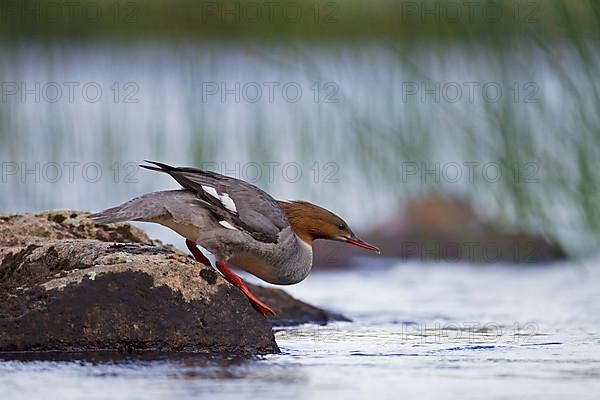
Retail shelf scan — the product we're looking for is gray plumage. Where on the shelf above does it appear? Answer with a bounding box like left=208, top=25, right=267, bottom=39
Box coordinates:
left=88, top=190, right=178, bottom=224
left=89, top=162, right=313, bottom=285
left=139, top=161, right=288, bottom=243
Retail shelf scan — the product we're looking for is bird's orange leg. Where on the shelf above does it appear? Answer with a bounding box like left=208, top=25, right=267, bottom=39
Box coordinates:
left=215, top=260, right=276, bottom=317
left=185, top=239, right=212, bottom=267
left=185, top=240, right=275, bottom=317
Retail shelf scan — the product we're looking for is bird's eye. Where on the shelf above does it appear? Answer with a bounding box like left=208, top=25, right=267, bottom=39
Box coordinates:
left=337, top=223, right=345, bottom=230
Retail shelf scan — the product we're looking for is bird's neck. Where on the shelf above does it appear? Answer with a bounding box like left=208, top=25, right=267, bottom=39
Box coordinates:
left=277, top=200, right=325, bottom=246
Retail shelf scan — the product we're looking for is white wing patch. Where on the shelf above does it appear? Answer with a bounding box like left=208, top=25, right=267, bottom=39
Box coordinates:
left=219, top=220, right=239, bottom=230
left=202, top=185, right=219, bottom=199
left=219, top=193, right=237, bottom=212
left=201, top=185, right=238, bottom=213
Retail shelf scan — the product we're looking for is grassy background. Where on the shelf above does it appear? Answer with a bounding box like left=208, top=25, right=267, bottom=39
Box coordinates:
left=0, top=0, right=599, bottom=255
left=1, top=0, right=599, bottom=41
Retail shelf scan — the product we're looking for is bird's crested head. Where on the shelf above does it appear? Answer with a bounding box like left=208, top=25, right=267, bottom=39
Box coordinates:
left=278, top=200, right=380, bottom=253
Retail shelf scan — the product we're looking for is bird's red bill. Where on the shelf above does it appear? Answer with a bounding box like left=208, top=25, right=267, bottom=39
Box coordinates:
left=345, top=237, right=381, bottom=254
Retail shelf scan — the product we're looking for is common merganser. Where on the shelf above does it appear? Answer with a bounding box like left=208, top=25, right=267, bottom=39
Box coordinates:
left=90, top=161, right=379, bottom=316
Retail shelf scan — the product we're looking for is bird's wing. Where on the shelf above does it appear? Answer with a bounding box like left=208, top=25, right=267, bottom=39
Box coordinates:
left=140, top=160, right=289, bottom=243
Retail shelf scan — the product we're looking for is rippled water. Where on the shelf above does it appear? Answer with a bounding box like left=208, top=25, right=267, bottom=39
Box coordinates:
left=2, top=260, right=599, bottom=399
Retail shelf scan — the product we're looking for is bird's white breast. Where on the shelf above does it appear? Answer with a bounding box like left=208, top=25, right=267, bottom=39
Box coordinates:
left=229, top=230, right=313, bottom=285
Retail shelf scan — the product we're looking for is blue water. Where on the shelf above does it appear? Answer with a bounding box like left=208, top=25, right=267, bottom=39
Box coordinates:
left=1, top=260, right=599, bottom=400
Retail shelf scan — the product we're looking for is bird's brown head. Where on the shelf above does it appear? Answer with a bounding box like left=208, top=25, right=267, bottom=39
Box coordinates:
left=278, top=201, right=380, bottom=253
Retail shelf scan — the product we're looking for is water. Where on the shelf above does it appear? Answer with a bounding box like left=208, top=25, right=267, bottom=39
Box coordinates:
left=2, top=260, right=599, bottom=399
left=1, top=41, right=600, bottom=252
left=1, top=25, right=600, bottom=400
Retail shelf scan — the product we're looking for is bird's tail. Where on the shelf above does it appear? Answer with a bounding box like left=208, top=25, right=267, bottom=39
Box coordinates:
left=89, top=192, right=171, bottom=224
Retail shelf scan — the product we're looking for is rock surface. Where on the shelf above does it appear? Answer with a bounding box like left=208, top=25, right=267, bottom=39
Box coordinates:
left=0, top=211, right=346, bottom=354
left=246, top=283, right=349, bottom=327
left=313, top=196, right=567, bottom=268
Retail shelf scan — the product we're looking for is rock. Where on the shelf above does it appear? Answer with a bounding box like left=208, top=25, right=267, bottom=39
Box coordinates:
left=0, top=239, right=278, bottom=354
left=0, top=210, right=347, bottom=354
left=313, top=196, right=567, bottom=268
left=247, top=283, right=350, bottom=327
left=0, top=210, right=158, bottom=247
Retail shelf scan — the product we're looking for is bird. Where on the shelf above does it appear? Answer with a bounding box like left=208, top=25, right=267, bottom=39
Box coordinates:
left=90, top=161, right=380, bottom=316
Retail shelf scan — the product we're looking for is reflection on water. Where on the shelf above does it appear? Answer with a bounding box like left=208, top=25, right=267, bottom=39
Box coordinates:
left=1, top=261, right=599, bottom=399
left=1, top=41, right=599, bottom=254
